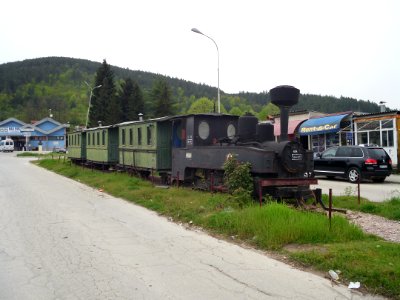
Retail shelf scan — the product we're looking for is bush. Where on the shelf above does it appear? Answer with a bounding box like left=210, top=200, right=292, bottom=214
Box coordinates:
left=223, top=155, right=253, bottom=206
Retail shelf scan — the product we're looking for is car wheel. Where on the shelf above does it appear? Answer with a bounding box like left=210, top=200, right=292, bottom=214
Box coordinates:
left=372, top=177, right=386, bottom=183
left=347, top=167, right=361, bottom=183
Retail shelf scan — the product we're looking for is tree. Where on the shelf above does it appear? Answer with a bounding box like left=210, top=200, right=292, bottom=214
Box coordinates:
left=90, top=59, right=118, bottom=126
left=229, top=107, right=243, bottom=116
left=188, top=97, right=228, bottom=114
left=119, top=78, right=144, bottom=121
left=257, top=103, right=279, bottom=120
left=188, top=97, right=214, bottom=114
left=151, top=78, right=174, bottom=117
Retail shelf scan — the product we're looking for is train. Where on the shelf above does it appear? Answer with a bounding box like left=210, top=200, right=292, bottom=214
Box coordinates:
left=68, top=85, right=317, bottom=201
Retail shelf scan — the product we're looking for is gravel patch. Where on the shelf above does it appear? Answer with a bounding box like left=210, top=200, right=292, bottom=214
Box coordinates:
left=346, top=211, right=400, bottom=243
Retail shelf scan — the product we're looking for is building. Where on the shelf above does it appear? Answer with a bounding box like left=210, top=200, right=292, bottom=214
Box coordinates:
left=0, top=117, right=69, bottom=151
left=353, top=111, right=399, bottom=166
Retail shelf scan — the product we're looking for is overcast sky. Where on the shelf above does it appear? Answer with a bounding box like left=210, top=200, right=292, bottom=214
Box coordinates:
left=1, top=0, right=399, bottom=110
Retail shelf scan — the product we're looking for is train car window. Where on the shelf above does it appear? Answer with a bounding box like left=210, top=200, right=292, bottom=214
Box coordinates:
left=147, top=126, right=152, bottom=145
left=198, top=121, right=210, bottom=140
left=78, top=134, right=80, bottom=146
left=138, top=128, right=142, bottom=145
left=88, top=133, right=91, bottom=145
left=122, top=129, right=126, bottom=145
left=172, top=120, right=186, bottom=148
left=227, top=123, right=236, bottom=139
left=129, top=128, right=133, bottom=145
left=97, top=132, right=100, bottom=145
left=102, top=130, right=106, bottom=145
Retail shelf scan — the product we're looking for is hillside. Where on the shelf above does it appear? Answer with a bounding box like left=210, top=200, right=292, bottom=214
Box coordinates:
left=0, top=57, right=381, bottom=124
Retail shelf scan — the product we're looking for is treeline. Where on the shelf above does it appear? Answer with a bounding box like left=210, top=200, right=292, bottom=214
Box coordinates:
left=0, top=57, right=383, bottom=125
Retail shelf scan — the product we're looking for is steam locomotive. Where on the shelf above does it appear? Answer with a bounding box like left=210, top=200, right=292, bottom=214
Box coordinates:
left=68, top=85, right=317, bottom=200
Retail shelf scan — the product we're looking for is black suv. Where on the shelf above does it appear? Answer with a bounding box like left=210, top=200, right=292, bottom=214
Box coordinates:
left=314, top=145, right=392, bottom=183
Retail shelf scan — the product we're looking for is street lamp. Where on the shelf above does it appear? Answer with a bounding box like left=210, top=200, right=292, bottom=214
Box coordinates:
left=191, top=27, right=220, bottom=113
left=84, top=81, right=102, bottom=128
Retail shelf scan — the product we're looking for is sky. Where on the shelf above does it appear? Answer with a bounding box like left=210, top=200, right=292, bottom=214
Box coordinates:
left=1, top=0, right=399, bottom=110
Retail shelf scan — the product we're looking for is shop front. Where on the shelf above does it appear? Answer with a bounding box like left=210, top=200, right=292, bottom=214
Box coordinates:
left=298, top=113, right=353, bottom=153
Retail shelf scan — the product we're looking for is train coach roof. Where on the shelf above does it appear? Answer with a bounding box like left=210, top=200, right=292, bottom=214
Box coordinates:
left=169, top=113, right=238, bottom=119
left=116, top=116, right=173, bottom=126
left=84, top=125, right=115, bottom=131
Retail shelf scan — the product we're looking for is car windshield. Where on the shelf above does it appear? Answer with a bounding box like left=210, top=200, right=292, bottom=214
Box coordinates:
left=368, top=148, right=388, bottom=159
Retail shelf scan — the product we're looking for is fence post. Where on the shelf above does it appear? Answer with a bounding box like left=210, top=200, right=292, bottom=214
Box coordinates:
left=210, top=172, right=214, bottom=194
left=329, top=188, right=332, bottom=231
left=358, top=176, right=361, bottom=205
left=259, top=180, right=263, bottom=207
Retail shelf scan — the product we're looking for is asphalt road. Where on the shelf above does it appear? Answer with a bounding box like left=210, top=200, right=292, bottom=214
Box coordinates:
left=311, top=174, right=400, bottom=202
left=0, top=153, right=381, bottom=299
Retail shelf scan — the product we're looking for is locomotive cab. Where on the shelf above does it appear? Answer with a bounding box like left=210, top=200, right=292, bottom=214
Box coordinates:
left=171, top=113, right=239, bottom=183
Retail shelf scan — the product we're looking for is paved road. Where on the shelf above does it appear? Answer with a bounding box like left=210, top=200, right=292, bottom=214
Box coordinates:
left=311, top=174, right=400, bottom=202
left=0, top=153, right=380, bottom=299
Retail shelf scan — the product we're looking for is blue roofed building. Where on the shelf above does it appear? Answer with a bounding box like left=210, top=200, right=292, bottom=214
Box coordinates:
left=0, top=117, right=69, bottom=151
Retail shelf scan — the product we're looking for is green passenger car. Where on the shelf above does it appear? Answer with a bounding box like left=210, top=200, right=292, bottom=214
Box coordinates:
left=118, top=117, right=172, bottom=178
left=86, top=125, right=119, bottom=165
left=67, top=131, right=86, bottom=161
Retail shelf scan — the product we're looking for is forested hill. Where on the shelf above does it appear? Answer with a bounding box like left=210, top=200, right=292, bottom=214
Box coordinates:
left=0, top=57, right=381, bottom=125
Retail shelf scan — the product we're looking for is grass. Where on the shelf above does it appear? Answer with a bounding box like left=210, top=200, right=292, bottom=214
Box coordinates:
left=35, top=158, right=400, bottom=299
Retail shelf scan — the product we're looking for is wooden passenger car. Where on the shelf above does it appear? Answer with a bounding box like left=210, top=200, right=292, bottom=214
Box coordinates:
left=67, top=130, right=86, bottom=162
left=85, top=125, right=119, bottom=167
left=118, top=117, right=172, bottom=179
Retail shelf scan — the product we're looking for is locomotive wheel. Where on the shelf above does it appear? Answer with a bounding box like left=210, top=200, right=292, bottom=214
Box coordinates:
left=347, top=167, right=361, bottom=183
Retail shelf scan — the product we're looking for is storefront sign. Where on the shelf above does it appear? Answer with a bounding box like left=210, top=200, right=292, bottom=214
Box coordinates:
left=0, top=127, right=21, bottom=133
left=300, top=123, right=338, bottom=134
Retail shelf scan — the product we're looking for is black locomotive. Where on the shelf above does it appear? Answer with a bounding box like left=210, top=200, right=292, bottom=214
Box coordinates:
left=170, top=85, right=316, bottom=199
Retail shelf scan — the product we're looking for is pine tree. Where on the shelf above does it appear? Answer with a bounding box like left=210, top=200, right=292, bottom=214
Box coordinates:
left=89, top=59, right=118, bottom=127
left=119, top=78, right=144, bottom=121
left=151, top=78, right=174, bottom=117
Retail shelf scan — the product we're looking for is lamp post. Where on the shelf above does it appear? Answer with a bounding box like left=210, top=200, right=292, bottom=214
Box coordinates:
left=84, top=81, right=102, bottom=128
left=191, top=28, right=220, bottom=113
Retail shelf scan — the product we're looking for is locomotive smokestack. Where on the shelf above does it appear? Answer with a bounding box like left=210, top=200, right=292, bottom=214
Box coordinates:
left=270, top=85, right=300, bottom=142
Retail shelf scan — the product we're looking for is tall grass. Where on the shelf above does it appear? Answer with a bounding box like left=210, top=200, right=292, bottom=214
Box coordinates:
left=205, top=203, right=371, bottom=249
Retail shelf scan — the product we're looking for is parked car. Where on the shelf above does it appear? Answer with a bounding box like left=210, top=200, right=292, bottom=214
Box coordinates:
left=313, top=145, right=392, bottom=183
left=0, top=138, right=14, bottom=152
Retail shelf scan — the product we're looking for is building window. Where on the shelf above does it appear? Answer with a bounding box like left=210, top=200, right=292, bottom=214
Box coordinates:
left=382, top=130, right=394, bottom=147
left=382, top=119, right=394, bottom=129
left=357, top=132, right=368, bottom=145
left=369, top=131, right=380, bottom=146
left=356, top=118, right=395, bottom=147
